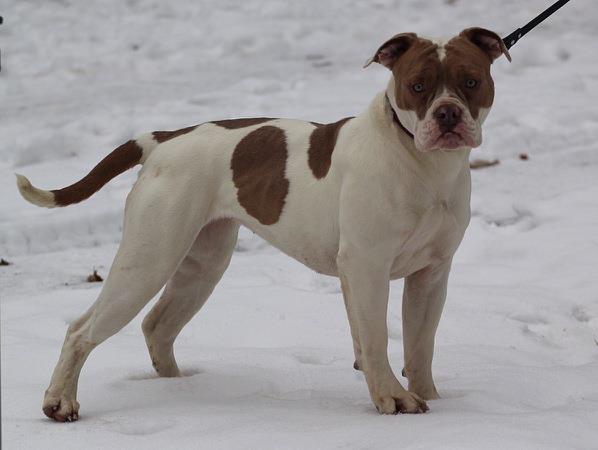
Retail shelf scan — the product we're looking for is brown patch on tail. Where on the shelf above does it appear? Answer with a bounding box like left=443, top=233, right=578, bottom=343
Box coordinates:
left=52, top=140, right=143, bottom=206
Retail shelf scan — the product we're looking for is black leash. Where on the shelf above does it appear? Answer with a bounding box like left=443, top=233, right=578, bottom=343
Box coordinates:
left=503, top=0, right=571, bottom=49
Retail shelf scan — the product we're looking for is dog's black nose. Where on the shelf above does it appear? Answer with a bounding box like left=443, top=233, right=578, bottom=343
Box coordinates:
left=434, top=104, right=462, bottom=132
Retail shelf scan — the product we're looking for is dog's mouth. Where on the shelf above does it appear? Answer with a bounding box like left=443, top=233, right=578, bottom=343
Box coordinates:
left=434, top=131, right=465, bottom=149
left=428, top=126, right=480, bottom=151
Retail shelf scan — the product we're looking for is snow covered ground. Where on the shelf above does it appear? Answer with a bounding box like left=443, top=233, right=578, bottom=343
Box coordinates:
left=2, top=0, right=597, bottom=448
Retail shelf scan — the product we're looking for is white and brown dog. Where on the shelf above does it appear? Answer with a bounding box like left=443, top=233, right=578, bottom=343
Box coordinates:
left=17, top=27, right=510, bottom=421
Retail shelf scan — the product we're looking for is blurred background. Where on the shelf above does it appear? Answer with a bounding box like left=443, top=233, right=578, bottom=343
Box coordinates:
left=1, top=1, right=597, bottom=449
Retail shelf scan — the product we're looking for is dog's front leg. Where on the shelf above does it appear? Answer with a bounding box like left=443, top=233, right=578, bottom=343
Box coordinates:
left=402, top=260, right=451, bottom=400
left=337, top=250, right=428, bottom=414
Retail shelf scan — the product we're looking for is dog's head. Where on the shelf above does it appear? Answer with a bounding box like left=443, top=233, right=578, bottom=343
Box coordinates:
left=366, top=28, right=511, bottom=152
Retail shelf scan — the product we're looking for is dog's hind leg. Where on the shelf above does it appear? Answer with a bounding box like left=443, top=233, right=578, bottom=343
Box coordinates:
left=342, top=284, right=363, bottom=371
left=42, top=173, right=209, bottom=422
left=142, top=218, right=239, bottom=377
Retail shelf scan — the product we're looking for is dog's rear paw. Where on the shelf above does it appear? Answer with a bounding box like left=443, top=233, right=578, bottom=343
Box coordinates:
left=43, top=393, right=80, bottom=422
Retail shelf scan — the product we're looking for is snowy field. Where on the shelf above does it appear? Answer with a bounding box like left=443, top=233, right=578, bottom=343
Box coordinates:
left=2, top=0, right=598, bottom=448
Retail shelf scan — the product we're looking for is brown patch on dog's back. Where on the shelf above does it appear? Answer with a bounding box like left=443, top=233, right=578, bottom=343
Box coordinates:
left=152, top=125, right=197, bottom=143
left=212, top=118, right=274, bottom=130
left=231, top=126, right=289, bottom=225
left=308, top=117, right=353, bottom=179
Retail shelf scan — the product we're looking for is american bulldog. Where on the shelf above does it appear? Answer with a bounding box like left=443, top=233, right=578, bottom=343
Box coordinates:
left=16, top=27, right=510, bottom=421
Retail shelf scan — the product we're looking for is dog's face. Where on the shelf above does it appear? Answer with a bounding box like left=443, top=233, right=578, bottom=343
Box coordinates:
left=366, top=28, right=511, bottom=152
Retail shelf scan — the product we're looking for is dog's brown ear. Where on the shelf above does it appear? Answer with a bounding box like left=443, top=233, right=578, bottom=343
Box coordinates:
left=364, top=33, right=418, bottom=69
left=460, top=27, right=512, bottom=63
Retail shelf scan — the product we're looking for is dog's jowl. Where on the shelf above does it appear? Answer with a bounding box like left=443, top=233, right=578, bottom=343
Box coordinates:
left=16, top=27, right=510, bottom=421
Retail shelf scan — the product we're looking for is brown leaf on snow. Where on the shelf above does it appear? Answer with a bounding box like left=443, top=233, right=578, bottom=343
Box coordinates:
left=0, top=258, right=11, bottom=266
left=86, top=270, right=103, bottom=282
left=470, top=158, right=500, bottom=169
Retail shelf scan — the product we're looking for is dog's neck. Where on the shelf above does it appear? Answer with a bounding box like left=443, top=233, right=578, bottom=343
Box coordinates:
left=385, top=78, right=417, bottom=140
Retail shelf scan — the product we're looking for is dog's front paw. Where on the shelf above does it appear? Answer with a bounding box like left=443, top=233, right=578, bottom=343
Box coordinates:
left=372, top=390, right=429, bottom=415
left=409, top=384, right=440, bottom=401
left=406, top=375, right=441, bottom=400
left=43, top=391, right=80, bottom=422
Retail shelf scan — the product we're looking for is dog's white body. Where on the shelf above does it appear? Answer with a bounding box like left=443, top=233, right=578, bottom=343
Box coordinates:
left=153, top=93, right=469, bottom=278
left=17, top=28, right=510, bottom=420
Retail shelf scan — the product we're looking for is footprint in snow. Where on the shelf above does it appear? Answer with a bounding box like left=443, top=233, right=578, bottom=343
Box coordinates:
left=571, top=305, right=590, bottom=323
left=292, top=352, right=340, bottom=366
left=508, top=313, right=547, bottom=325
left=125, top=367, right=202, bottom=381
left=103, top=416, right=176, bottom=436
left=485, top=207, right=537, bottom=232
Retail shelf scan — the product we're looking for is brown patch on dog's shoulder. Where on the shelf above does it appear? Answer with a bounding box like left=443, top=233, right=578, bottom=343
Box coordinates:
left=152, top=125, right=197, bottom=143
left=231, top=126, right=289, bottom=225
left=308, top=117, right=353, bottom=179
left=212, top=118, right=274, bottom=130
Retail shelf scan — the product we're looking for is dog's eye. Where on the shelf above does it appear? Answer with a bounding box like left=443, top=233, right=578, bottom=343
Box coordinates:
left=465, top=79, right=477, bottom=88
left=412, top=83, right=424, bottom=93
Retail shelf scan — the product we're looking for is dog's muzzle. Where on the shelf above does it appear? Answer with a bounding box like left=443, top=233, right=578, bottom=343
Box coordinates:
left=417, top=99, right=479, bottom=152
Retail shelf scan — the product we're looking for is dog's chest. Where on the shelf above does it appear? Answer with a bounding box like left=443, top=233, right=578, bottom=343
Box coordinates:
left=389, top=199, right=468, bottom=279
